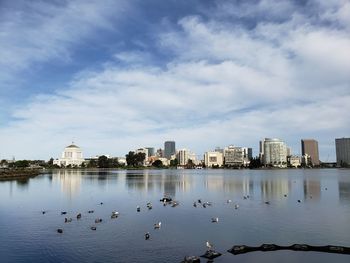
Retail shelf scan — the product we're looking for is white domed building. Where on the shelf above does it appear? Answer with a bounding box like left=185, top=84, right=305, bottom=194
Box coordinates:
left=53, top=143, right=85, bottom=167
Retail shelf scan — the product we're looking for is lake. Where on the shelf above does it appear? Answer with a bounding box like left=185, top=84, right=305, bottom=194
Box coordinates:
left=1, top=169, right=350, bottom=263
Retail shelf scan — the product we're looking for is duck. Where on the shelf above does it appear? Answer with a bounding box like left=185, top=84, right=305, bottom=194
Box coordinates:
left=95, top=218, right=103, bottom=223
left=57, top=228, right=63, bottom=234
left=42, top=211, right=46, bottom=215
left=100, top=202, right=104, bottom=205
left=77, top=213, right=82, bottom=219
left=284, top=194, right=287, bottom=197
left=136, top=206, right=141, bottom=212
left=234, top=204, right=239, bottom=209
left=111, top=211, right=119, bottom=219
left=203, top=203, right=207, bottom=208
left=265, top=201, right=270, bottom=205
left=61, top=211, right=67, bottom=215
left=147, top=202, right=152, bottom=210
left=90, top=226, right=97, bottom=231
left=145, top=232, right=150, bottom=240
left=297, top=199, right=301, bottom=203
left=171, top=201, right=179, bottom=207
left=243, top=196, right=247, bottom=200
left=88, top=210, right=94, bottom=214
left=211, top=217, right=219, bottom=223
left=64, top=217, right=72, bottom=223
left=198, top=199, right=202, bottom=204
left=154, top=222, right=161, bottom=229
left=227, top=199, right=232, bottom=203
left=193, top=202, right=197, bottom=207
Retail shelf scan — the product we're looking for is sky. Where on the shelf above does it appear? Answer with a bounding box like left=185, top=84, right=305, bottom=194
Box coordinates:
left=0, top=0, right=349, bottom=161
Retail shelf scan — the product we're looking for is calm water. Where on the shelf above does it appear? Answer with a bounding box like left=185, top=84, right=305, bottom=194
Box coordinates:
left=1, top=169, right=350, bottom=263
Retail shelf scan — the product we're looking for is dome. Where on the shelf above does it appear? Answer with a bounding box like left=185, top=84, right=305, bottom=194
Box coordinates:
left=66, top=144, right=79, bottom=148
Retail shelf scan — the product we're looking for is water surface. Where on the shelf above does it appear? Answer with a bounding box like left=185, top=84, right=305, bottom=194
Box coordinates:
left=1, top=169, right=350, bottom=262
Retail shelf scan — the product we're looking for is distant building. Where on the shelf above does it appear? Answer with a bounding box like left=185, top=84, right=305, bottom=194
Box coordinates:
left=214, top=147, right=224, bottom=154
left=176, top=149, right=197, bottom=166
left=241, top=147, right=252, bottom=165
left=177, top=149, right=189, bottom=166
left=301, top=154, right=311, bottom=166
left=288, top=155, right=301, bottom=168
left=146, top=147, right=155, bottom=157
left=204, top=151, right=223, bottom=167
left=224, top=146, right=244, bottom=167
left=156, top=148, right=163, bottom=158
left=261, top=138, right=288, bottom=167
left=53, top=143, right=85, bottom=167
left=164, top=141, right=176, bottom=159
left=301, top=139, right=320, bottom=166
left=335, top=138, right=350, bottom=167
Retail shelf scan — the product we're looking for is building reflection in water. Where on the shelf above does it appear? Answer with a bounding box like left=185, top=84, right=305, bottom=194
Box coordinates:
left=260, top=177, right=290, bottom=200
left=339, top=181, right=350, bottom=203
left=125, top=170, right=194, bottom=197
left=52, top=170, right=82, bottom=198
left=304, top=179, right=321, bottom=201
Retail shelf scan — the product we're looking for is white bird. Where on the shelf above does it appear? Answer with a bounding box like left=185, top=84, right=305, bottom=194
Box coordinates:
left=206, top=241, right=213, bottom=251
left=154, top=222, right=161, bottom=229
left=227, top=199, right=232, bottom=203
left=234, top=204, right=239, bottom=209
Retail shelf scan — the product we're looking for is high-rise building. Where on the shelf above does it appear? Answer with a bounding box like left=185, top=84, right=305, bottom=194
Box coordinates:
left=145, top=147, right=155, bottom=157
left=335, top=138, right=350, bottom=167
left=164, top=141, right=176, bottom=159
left=261, top=138, right=288, bottom=167
left=177, top=149, right=189, bottom=166
left=301, top=139, right=320, bottom=166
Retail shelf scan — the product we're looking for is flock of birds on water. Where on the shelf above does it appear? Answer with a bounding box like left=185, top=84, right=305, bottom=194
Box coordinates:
left=39, top=187, right=325, bottom=263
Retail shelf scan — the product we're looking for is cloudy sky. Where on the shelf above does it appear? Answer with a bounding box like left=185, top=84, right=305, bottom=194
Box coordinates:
left=0, top=0, right=349, bottom=161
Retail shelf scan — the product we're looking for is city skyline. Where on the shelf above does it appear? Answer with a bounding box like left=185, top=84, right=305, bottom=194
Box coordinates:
left=1, top=0, right=349, bottom=161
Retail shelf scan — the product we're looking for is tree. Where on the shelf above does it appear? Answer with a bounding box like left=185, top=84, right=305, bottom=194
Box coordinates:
left=152, top=160, right=163, bottom=168
left=14, top=160, right=29, bottom=168
left=126, top=151, right=136, bottom=167
left=136, top=152, right=146, bottom=166
left=249, top=157, right=262, bottom=169
left=109, top=158, right=120, bottom=168
left=126, top=151, right=146, bottom=167
left=170, top=158, right=178, bottom=167
left=186, top=159, right=195, bottom=169
left=87, top=159, right=97, bottom=168
left=48, top=158, right=54, bottom=166
left=98, top=155, right=109, bottom=168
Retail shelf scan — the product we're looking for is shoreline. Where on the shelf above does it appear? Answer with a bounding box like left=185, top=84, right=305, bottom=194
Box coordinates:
left=0, top=169, right=41, bottom=180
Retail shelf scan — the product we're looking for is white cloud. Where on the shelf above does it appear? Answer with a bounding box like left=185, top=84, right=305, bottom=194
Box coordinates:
left=0, top=0, right=129, bottom=86
left=0, top=0, right=349, bottom=161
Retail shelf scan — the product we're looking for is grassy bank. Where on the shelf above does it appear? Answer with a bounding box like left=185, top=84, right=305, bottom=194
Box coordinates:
left=0, top=169, right=41, bottom=180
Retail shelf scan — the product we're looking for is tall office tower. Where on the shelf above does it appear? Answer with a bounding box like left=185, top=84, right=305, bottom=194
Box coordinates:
left=164, top=141, right=176, bottom=159
left=335, top=138, right=350, bottom=167
left=262, top=138, right=288, bottom=167
left=145, top=147, right=155, bottom=157
left=301, top=139, right=320, bottom=166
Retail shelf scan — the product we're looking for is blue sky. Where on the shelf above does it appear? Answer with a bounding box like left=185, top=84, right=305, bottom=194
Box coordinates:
left=0, top=0, right=349, bottom=161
